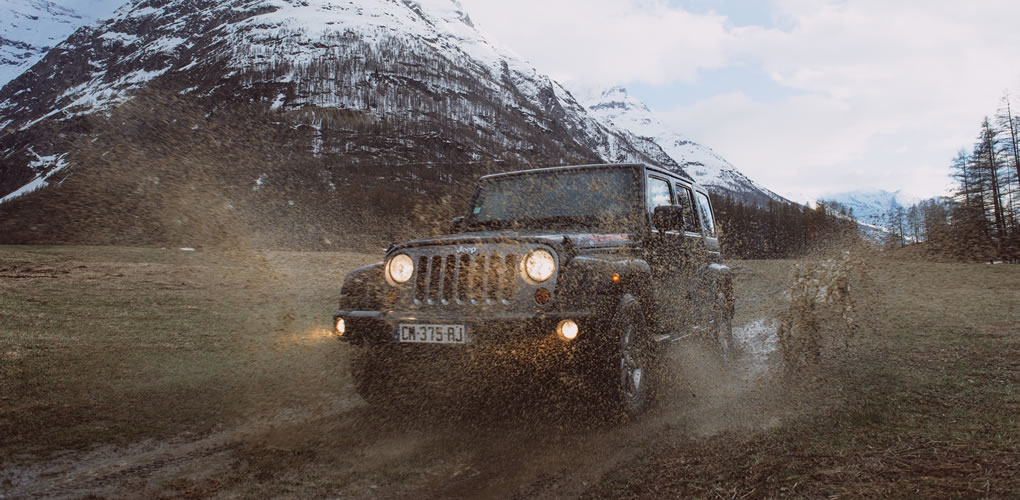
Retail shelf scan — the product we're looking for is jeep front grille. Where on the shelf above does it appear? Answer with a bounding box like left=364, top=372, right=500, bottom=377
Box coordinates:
left=414, top=253, right=519, bottom=304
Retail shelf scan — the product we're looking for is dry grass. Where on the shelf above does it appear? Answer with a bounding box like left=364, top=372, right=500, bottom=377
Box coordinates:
left=0, top=245, right=379, bottom=459
left=1, top=246, right=1017, bottom=498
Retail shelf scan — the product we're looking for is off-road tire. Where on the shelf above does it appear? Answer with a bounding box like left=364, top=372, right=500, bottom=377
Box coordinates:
left=350, top=346, right=398, bottom=407
left=713, top=309, right=735, bottom=361
left=598, top=295, right=654, bottom=419
left=713, top=277, right=737, bottom=361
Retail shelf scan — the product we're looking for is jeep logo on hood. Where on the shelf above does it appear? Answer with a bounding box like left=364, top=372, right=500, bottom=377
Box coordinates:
left=456, top=246, right=479, bottom=255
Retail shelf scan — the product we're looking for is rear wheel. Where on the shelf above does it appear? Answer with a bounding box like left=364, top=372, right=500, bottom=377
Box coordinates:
left=713, top=277, right=737, bottom=361
left=713, top=308, right=735, bottom=361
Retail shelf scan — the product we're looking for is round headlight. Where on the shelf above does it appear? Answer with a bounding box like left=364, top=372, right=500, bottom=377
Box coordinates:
left=524, top=249, right=556, bottom=283
left=387, top=254, right=414, bottom=284
left=557, top=319, right=579, bottom=341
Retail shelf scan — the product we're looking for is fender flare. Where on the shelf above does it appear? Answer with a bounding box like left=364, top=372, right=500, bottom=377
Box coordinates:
left=338, top=262, right=385, bottom=310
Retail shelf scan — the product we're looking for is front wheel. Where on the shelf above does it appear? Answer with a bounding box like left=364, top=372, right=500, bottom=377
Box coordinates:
left=597, top=295, right=654, bottom=418
left=350, top=346, right=399, bottom=408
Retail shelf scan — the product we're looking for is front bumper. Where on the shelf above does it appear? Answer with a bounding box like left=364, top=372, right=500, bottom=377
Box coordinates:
left=332, top=309, right=602, bottom=350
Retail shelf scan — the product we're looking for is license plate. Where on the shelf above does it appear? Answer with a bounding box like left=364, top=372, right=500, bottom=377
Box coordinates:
left=395, top=324, right=470, bottom=344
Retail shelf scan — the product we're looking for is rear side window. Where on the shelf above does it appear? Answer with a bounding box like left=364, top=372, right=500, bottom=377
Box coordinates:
left=695, top=192, right=716, bottom=237
left=674, top=184, right=700, bottom=232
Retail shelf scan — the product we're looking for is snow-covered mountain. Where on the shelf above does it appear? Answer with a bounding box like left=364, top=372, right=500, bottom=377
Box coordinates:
left=572, top=86, right=787, bottom=206
left=819, top=189, right=922, bottom=229
left=0, top=0, right=123, bottom=88
left=0, top=0, right=689, bottom=245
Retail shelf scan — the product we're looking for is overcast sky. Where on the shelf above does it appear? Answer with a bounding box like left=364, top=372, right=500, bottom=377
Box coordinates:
left=459, top=0, right=1020, bottom=201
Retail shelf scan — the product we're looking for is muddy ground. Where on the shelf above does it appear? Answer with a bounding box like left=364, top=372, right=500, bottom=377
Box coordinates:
left=0, top=246, right=1017, bottom=498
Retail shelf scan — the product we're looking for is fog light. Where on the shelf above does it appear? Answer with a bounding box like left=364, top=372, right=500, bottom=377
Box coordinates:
left=335, top=317, right=346, bottom=336
left=557, top=319, right=579, bottom=341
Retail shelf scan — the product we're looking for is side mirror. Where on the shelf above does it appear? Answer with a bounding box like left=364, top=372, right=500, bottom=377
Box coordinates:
left=652, top=205, right=685, bottom=232
left=449, top=216, right=465, bottom=233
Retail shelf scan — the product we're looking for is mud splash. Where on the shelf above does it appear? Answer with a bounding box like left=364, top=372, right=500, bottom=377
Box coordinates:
left=733, top=318, right=780, bottom=380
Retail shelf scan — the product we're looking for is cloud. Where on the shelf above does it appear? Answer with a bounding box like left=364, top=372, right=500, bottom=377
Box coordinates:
left=458, top=0, right=1020, bottom=198
left=459, top=0, right=734, bottom=85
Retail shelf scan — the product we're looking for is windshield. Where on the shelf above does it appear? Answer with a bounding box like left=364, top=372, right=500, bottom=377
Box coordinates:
left=466, top=167, right=642, bottom=231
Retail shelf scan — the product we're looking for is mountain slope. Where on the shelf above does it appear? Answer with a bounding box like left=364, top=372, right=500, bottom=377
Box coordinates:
left=0, top=0, right=681, bottom=246
left=572, top=86, right=788, bottom=206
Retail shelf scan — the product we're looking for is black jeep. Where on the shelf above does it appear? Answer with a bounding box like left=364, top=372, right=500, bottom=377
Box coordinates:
left=333, top=163, right=734, bottom=417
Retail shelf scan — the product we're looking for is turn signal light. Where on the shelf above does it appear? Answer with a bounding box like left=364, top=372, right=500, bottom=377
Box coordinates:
left=335, top=318, right=346, bottom=336
left=535, top=288, right=551, bottom=304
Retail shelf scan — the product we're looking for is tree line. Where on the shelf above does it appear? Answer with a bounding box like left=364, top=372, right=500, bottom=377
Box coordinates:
left=710, top=195, right=860, bottom=259
left=885, top=93, right=1020, bottom=261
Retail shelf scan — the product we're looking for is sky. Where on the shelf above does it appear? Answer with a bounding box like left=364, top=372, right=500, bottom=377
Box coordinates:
left=458, top=0, right=1020, bottom=201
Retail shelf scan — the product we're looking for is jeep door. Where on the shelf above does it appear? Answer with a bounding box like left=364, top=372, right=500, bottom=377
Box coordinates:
left=644, top=175, right=696, bottom=334
left=674, top=182, right=715, bottom=328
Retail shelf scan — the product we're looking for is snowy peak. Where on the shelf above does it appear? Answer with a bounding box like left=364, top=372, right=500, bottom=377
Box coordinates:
left=573, top=85, right=787, bottom=205
left=588, top=86, right=652, bottom=115
left=0, top=0, right=559, bottom=122
left=405, top=0, right=475, bottom=28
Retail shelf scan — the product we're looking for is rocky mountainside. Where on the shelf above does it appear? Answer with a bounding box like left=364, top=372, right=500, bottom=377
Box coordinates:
left=572, top=86, right=787, bottom=206
left=0, top=0, right=688, bottom=246
left=0, top=0, right=791, bottom=248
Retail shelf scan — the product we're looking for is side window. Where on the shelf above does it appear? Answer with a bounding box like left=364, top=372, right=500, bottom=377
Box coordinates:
left=674, top=183, right=700, bottom=232
left=645, top=177, right=673, bottom=223
left=695, top=192, right=717, bottom=237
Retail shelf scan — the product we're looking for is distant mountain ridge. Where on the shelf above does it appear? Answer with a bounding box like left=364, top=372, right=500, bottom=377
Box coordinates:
left=571, top=85, right=789, bottom=206
left=819, top=189, right=922, bottom=229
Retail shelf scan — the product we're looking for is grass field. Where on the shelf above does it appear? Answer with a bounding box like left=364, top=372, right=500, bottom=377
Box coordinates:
left=0, top=246, right=378, bottom=458
left=1, top=245, right=1017, bottom=497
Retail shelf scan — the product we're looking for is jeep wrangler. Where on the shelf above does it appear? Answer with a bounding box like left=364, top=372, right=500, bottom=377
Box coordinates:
left=333, top=163, right=734, bottom=416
